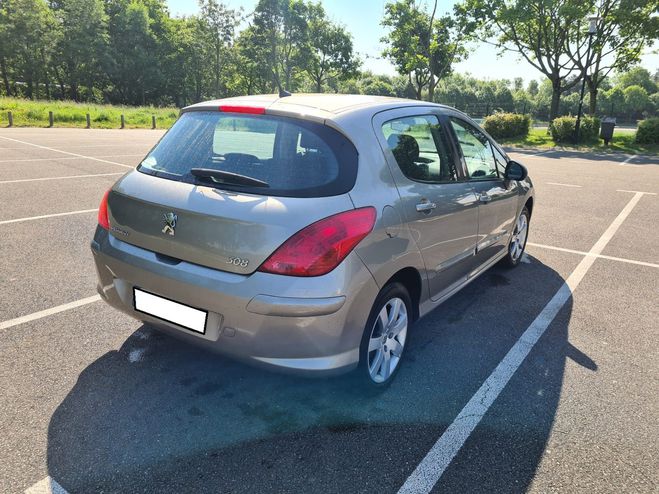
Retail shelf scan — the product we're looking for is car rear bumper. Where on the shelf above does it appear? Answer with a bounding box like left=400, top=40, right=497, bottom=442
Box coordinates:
left=91, top=227, right=379, bottom=375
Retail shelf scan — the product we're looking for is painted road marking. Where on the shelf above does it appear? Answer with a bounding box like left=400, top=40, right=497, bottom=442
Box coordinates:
left=0, top=154, right=143, bottom=163
left=527, top=242, right=659, bottom=269
left=619, top=154, right=637, bottom=165
left=0, top=295, right=101, bottom=331
left=617, top=189, right=657, bottom=195
left=0, top=209, right=97, bottom=225
left=0, top=136, right=134, bottom=168
left=0, top=172, right=123, bottom=184
left=546, top=182, right=582, bottom=188
left=25, top=476, right=69, bottom=494
left=396, top=191, right=646, bottom=494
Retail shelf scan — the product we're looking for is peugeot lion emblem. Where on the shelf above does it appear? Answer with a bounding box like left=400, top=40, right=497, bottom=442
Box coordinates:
left=162, top=212, right=177, bottom=236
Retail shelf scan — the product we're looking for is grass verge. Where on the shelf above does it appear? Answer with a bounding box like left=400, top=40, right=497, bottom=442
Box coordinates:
left=500, top=128, right=659, bottom=155
left=0, top=97, right=179, bottom=129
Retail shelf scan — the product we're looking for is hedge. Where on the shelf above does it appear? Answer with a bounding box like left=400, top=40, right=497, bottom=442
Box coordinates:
left=482, top=112, right=531, bottom=139
left=549, top=115, right=600, bottom=143
left=635, top=117, right=659, bottom=144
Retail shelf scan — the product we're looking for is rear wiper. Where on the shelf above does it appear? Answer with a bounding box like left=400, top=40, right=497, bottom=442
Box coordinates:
left=190, top=168, right=269, bottom=188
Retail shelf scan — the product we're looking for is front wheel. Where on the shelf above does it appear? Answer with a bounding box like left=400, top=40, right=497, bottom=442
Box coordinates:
left=358, top=283, right=411, bottom=387
left=502, top=206, right=530, bottom=267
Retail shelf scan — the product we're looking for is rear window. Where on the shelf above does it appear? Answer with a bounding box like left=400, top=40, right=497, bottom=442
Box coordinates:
left=138, top=111, right=358, bottom=198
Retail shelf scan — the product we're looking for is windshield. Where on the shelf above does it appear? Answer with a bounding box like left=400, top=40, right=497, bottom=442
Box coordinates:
left=138, top=111, right=358, bottom=198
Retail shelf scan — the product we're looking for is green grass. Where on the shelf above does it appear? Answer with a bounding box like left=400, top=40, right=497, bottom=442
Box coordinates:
left=500, top=128, right=659, bottom=155
left=0, top=97, right=179, bottom=129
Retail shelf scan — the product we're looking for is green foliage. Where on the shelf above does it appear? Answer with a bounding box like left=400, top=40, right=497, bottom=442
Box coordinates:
left=635, top=118, right=659, bottom=144
left=482, top=113, right=530, bottom=139
left=381, top=0, right=465, bottom=100
left=549, top=115, right=601, bottom=143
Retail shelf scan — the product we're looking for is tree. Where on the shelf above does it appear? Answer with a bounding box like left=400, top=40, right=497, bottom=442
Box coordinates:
left=198, top=0, right=238, bottom=98
left=623, top=85, right=650, bottom=118
left=304, top=4, right=359, bottom=92
left=55, top=0, right=109, bottom=101
left=382, top=0, right=466, bottom=101
left=615, top=66, right=658, bottom=94
left=601, top=86, right=624, bottom=115
left=251, top=0, right=311, bottom=93
left=456, top=0, right=587, bottom=121
left=565, top=0, right=659, bottom=114
left=0, top=0, right=57, bottom=98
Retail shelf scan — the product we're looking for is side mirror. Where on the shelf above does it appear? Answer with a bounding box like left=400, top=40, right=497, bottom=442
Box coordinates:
left=505, top=160, right=528, bottom=181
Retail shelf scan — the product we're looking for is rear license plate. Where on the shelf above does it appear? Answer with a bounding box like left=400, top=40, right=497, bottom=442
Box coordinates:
left=133, top=288, right=208, bottom=334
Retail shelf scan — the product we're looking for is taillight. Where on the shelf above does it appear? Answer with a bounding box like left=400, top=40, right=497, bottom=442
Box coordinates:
left=218, top=105, right=266, bottom=115
left=258, top=207, right=376, bottom=277
left=98, top=189, right=110, bottom=230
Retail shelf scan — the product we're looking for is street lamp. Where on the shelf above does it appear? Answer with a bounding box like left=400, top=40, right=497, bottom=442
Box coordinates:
left=574, top=16, right=599, bottom=145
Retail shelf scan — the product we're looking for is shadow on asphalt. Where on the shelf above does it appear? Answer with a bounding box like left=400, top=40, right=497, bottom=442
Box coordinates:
left=46, top=257, right=589, bottom=493
left=507, top=148, right=659, bottom=165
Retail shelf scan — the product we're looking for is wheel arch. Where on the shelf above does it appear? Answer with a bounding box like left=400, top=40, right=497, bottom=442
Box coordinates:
left=382, top=267, right=422, bottom=322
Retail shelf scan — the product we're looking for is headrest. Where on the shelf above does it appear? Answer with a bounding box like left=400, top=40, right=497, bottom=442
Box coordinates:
left=388, top=133, right=419, bottom=164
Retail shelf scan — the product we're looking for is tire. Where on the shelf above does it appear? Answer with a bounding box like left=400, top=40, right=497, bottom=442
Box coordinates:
left=357, top=282, right=412, bottom=388
left=502, top=206, right=530, bottom=268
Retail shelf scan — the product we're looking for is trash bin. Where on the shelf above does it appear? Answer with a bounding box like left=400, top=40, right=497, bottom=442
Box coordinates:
left=600, top=117, right=616, bottom=145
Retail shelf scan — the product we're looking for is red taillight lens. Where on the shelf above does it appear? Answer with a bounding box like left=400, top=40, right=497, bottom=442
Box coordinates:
left=258, top=207, right=376, bottom=277
left=218, top=105, right=266, bottom=115
left=98, top=189, right=110, bottom=230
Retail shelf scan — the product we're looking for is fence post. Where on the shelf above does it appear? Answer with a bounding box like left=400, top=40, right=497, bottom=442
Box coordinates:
left=120, top=114, right=125, bottom=129
left=86, top=113, right=91, bottom=129
left=48, top=111, right=54, bottom=128
left=151, top=115, right=156, bottom=129
left=7, top=111, right=13, bottom=127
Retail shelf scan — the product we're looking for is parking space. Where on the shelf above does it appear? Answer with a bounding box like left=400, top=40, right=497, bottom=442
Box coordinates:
left=0, top=129, right=657, bottom=493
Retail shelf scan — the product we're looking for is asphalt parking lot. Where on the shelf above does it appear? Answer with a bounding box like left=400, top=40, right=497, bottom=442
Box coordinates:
left=1, top=128, right=657, bottom=494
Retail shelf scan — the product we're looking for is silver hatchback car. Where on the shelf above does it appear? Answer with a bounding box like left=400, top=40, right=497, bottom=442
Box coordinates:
left=91, top=94, right=533, bottom=386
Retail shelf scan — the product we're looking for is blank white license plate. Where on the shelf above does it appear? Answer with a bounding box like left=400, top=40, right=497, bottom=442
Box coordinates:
left=134, top=288, right=207, bottom=334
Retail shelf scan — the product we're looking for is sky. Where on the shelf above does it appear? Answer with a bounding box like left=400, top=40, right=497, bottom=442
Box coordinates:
left=166, top=0, right=658, bottom=84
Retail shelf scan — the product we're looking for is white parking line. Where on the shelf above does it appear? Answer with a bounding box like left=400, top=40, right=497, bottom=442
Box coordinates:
left=617, top=189, right=657, bottom=195
left=527, top=242, right=659, bottom=269
left=0, top=136, right=134, bottom=168
left=619, top=154, right=637, bottom=165
left=0, top=154, right=143, bottom=163
left=0, top=172, right=123, bottom=184
left=546, top=182, right=582, bottom=188
left=0, top=295, right=100, bottom=331
left=0, top=209, right=97, bottom=225
left=397, top=191, right=646, bottom=494
left=25, top=476, right=69, bottom=494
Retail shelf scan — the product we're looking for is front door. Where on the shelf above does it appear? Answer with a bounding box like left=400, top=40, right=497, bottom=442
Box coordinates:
left=374, top=110, right=479, bottom=300
left=447, top=116, right=518, bottom=265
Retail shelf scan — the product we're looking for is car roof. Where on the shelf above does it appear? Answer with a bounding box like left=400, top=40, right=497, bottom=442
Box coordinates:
left=183, top=93, right=454, bottom=120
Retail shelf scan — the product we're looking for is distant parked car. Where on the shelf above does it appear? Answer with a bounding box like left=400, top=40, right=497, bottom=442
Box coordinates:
left=91, top=94, right=534, bottom=386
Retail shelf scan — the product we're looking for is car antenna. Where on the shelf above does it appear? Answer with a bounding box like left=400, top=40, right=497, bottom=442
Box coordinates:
left=279, top=88, right=292, bottom=98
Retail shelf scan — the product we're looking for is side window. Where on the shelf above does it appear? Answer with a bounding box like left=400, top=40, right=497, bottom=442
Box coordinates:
left=492, top=145, right=508, bottom=177
left=382, top=115, right=457, bottom=183
left=449, top=117, right=498, bottom=180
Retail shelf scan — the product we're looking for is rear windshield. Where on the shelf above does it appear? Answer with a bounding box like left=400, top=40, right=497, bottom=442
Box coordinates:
left=138, top=111, right=358, bottom=197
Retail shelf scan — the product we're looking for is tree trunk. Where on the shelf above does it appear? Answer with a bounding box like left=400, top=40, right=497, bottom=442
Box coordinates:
left=0, top=57, right=11, bottom=96
left=549, top=78, right=561, bottom=122
left=315, top=77, right=322, bottom=93
left=588, top=85, right=598, bottom=115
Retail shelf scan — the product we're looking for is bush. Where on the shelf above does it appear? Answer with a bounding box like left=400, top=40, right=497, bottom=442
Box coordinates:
left=549, top=115, right=600, bottom=143
left=635, top=117, right=659, bottom=144
left=482, top=112, right=531, bottom=139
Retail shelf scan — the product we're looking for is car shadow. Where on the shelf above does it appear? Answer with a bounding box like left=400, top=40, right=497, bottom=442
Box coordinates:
left=46, top=256, right=586, bottom=493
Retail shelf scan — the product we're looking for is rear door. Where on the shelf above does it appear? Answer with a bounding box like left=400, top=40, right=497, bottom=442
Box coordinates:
left=447, top=116, right=518, bottom=264
left=373, top=108, right=479, bottom=300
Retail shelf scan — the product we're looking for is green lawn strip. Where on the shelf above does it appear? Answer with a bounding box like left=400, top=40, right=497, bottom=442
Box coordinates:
left=0, top=97, right=179, bottom=129
left=500, top=128, right=659, bottom=156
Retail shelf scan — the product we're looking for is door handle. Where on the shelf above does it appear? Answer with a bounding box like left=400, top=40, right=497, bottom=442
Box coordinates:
left=479, top=192, right=492, bottom=203
left=416, top=201, right=437, bottom=212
